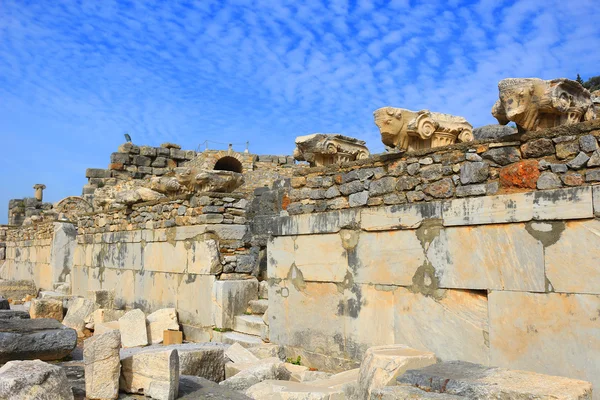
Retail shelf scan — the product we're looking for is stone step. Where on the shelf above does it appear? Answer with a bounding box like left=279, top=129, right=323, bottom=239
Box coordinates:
left=234, top=314, right=267, bottom=337
left=221, top=331, right=264, bottom=348
left=248, top=299, right=268, bottom=315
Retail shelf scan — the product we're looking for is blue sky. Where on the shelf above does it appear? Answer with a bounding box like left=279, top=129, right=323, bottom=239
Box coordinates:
left=1, top=0, right=599, bottom=224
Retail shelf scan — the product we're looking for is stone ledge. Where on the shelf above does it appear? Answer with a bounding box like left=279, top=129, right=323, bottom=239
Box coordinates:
left=258, top=186, right=598, bottom=236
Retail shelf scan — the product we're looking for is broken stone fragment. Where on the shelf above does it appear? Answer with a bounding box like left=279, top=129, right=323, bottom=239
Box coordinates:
left=357, top=344, right=437, bottom=399
left=62, top=297, right=95, bottom=337
left=146, top=308, right=179, bottom=344
left=84, top=330, right=121, bottom=400
left=0, top=360, right=74, bottom=400
left=120, top=347, right=179, bottom=400
left=118, top=309, right=148, bottom=348
left=225, top=342, right=260, bottom=364
left=245, top=380, right=345, bottom=400
left=0, top=319, right=77, bottom=363
left=220, top=358, right=288, bottom=391
left=397, top=361, right=593, bottom=399
left=95, top=321, right=120, bottom=335
left=29, top=298, right=63, bottom=321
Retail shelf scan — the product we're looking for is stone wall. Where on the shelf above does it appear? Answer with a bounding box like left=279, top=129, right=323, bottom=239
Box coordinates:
left=71, top=192, right=256, bottom=341
left=1, top=221, right=76, bottom=291
left=284, top=120, right=600, bottom=214
left=258, top=121, right=600, bottom=395
left=7, top=198, right=53, bottom=226
left=83, top=142, right=197, bottom=200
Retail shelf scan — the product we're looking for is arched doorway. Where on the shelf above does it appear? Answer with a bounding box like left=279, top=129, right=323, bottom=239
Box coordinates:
left=213, top=156, right=243, bottom=173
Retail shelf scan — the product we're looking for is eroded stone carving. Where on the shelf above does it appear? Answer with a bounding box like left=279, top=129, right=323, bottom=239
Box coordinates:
left=373, top=108, right=473, bottom=152
left=92, top=168, right=244, bottom=209
left=293, top=134, right=370, bottom=167
left=54, top=196, right=93, bottom=220
left=492, top=78, right=596, bottom=132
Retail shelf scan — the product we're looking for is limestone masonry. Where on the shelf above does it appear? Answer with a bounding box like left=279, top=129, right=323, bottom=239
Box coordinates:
left=0, top=76, right=599, bottom=399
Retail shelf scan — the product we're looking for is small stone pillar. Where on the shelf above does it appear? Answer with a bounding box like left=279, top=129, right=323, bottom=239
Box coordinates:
left=33, top=184, right=46, bottom=201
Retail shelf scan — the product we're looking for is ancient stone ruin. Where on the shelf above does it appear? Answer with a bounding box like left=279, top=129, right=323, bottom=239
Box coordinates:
left=293, top=133, right=370, bottom=167
left=493, top=77, right=596, bottom=132
left=1, top=77, right=599, bottom=399
left=373, top=107, right=474, bottom=151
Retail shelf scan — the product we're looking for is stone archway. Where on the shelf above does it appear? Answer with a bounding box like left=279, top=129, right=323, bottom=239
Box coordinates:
left=213, top=156, right=243, bottom=173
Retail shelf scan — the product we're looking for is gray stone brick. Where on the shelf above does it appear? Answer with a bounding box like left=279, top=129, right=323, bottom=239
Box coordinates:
left=85, top=168, right=111, bottom=179
left=460, top=162, right=489, bottom=184
left=349, top=191, right=369, bottom=207
left=110, top=152, right=130, bottom=164
left=566, top=152, right=590, bottom=170
left=132, top=155, right=152, bottom=167
left=536, top=172, right=562, bottom=189
left=369, top=177, right=396, bottom=196
left=139, top=146, right=157, bottom=157
left=339, top=180, right=365, bottom=195
left=456, top=184, right=487, bottom=197
left=579, top=135, right=598, bottom=153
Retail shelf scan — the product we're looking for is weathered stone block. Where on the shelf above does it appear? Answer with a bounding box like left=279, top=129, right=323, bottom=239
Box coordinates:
left=0, top=360, right=74, bottom=400
left=0, top=319, right=77, bottom=363
left=119, top=309, right=148, bottom=348
left=268, top=234, right=347, bottom=282
left=357, top=344, right=436, bottom=399
left=532, top=186, right=593, bottom=220
left=442, top=192, right=533, bottom=226
left=545, top=219, right=600, bottom=294
left=146, top=308, right=179, bottom=344
left=361, top=202, right=442, bottom=231
left=428, top=223, right=545, bottom=292
left=86, top=168, right=111, bottom=178
left=120, top=347, right=179, bottom=400
left=354, top=230, right=424, bottom=286
left=84, top=330, right=121, bottom=399
left=489, top=291, right=600, bottom=397
left=212, top=279, right=258, bottom=329
left=400, top=360, right=592, bottom=399
left=29, top=298, right=63, bottom=321
left=394, top=288, right=489, bottom=365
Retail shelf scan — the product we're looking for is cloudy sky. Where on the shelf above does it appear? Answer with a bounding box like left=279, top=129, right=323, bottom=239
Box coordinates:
left=1, top=0, right=599, bottom=223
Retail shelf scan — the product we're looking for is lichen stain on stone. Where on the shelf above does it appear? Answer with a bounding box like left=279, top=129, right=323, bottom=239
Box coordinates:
left=337, top=273, right=363, bottom=318
left=483, top=330, right=490, bottom=348
left=410, top=261, right=444, bottom=300
left=286, top=263, right=306, bottom=292
left=339, top=229, right=359, bottom=250
left=415, top=218, right=443, bottom=251
left=165, top=227, right=177, bottom=247
left=374, top=284, right=396, bottom=292
left=525, top=220, right=565, bottom=247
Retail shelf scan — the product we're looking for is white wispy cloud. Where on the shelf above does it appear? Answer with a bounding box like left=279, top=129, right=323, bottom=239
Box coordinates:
left=0, top=0, right=599, bottom=223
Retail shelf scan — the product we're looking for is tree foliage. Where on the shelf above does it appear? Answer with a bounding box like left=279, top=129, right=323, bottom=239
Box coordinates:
left=581, top=75, right=600, bottom=92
